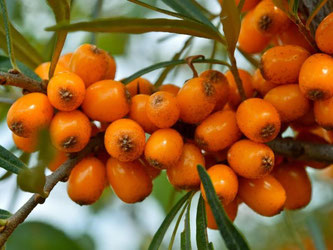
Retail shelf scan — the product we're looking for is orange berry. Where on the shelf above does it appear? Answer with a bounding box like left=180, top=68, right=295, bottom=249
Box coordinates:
left=200, top=164, right=238, bottom=205
left=273, top=163, right=312, bottom=210
left=252, top=68, right=277, bottom=96
left=199, top=69, right=230, bottom=111
left=314, top=97, right=333, bottom=130
left=299, top=53, right=333, bottom=101
left=47, top=72, right=86, bottom=111
left=7, top=93, right=54, bottom=138
left=34, top=62, right=68, bottom=80
left=50, top=110, right=91, bottom=152
left=228, top=139, right=275, bottom=179
left=177, top=77, right=217, bottom=124
left=236, top=98, right=281, bottom=143
left=126, top=78, right=154, bottom=97
left=260, top=45, right=310, bottom=84
left=144, top=128, right=183, bottom=169
left=218, top=0, right=260, bottom=12
left=107, top=158, right=152, bottom=203
left=238, top=175, right=286, bottom=216
left=139, top=157, right=161, bottom=180
left=67, top=157, right=106, bottom=205
left=225, top=69, right=254, bottom=108
left=129, top=94, right=158, bottom=134
left=81, top=80, right=130, bottom=122
left=12, top=133, right=38, bottom=153
left=48, top=150, right=68, bottom=172
left=70, top=44, right=116, bottom=87
left=158, top=84, right=180, bottom=96
left=264, top=84, right=310, bottom=122
left=195, top=110, right=241, bottom=152
left=146, top=91, right=180, bottom=128
left=167, top=143, right=205, bottom=190
left=58, top=52, right=73, bottom=70
left=205, top=198, right=238, bottom=230
left=104, top=119, right=145, bottom=162
left=315, top=12, right=333, bottom=54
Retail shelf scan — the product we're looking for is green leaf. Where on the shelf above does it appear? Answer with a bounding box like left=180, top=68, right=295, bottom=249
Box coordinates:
left=0, top=209, right=11, bottom=220
left=96, top=33, right=129, bottom=55
left=168, top=200, right=188, bottom=250
left=196, top=196, right=209, bottom=250
left=181, top=195, right=192, bottom=250
left=197, top=165, right=250, bottom=250
left=45, top=18, right=224, bottom=43
left=17, top=166, right=46, bottom=195
left=0, top=145, right=27, bottom=174
left=237, top=0, right=246, bottom=12
left=0, top=171, right=11, bottom=181
left=37, top=129, right=55, bottom=167
left=148, top=191, right=193, bottom=250
left=306, top=216, right=326, bottom=250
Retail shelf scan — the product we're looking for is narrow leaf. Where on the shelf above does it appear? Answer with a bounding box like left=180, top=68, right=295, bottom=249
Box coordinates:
left=197, top=165, right=249, bottom=250
left=0, top=171, right=11, bottom=181
left=0, top=145, right=27, bottom=174
left=148, top=191, right=193, bottom=250
left=181, top=196, right=192, bottom=250
left=237, top=0, right=245, bottom=12
left=306, top=216, right=326, bottom=250
left=169, top=201, right=188, bottom=250
left=0, top=209, right=11, bottom=220
left=305, top=0, right=328, bottom=30
left=196, top=196, right=209, bottom=250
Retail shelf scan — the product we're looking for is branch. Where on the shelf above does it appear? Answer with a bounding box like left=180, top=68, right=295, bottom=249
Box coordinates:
left=0, top=70, right=46, bottom=93
left=0, top=135, right=104, bottom=247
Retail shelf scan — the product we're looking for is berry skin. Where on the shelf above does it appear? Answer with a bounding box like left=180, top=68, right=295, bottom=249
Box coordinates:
left=67, top=157, right=106, bottom=205
left=260, top=45, right=310, bottom=84
left=176, top=77, right=217, bottom=124
left=225, top=69, right=254, bottom=108
left=48, top=150, right=68, bottom=172
left=195, top=110, right=241, bottom=152
left=34, top=62, right=68, bottom=80
left=81, top=80, right=130, bottom=122
left=146, top=91, right=180, bottom=128
left=107, top=158, right=152, bottom=203
left=7, top=93, right=54, bottom=138
left=126, top=78, right=154, bottom=97
left=47, top=72, right=86, bottom=111
left=104, top=119, right=145, bottom=162
left=238, top=175, right=286, bottom=216
left=315, top=12, right=333, bottom=54
left=70, top=44, right=116, bottom=87
left=158, top=84, right=180, bottom=96
left=273, top=163, right=312, bottom=210
left=199, top=69, right=230, bottom=111
left=236, top=98, right=281, bottom=143
left=144, top=128, right=183, bottom=169
left=140, top=157, right=161, bottom=180
left=129, top=94, right=158, bottom=134
left=200, top=164, right=238, bottom=205
left=228, top=139, right=275, bottom=179
left=58, top=53, right=73, bottom=70
left=314, top=97, right=333, bottom=130
left=299, top=53, right=333, bottom=101
left=50, top=110, right=91, bottom=153
left=12, top=133, right=38, bottom=153
left=252, top=69, right=277, bottom=96
left=167, top=143, right=205, bottom=190
left=264, top=84, right=310, bottom=122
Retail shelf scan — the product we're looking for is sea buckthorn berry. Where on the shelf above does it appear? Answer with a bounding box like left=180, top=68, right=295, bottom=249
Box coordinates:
left=67, top=157, right=106, bottom=205
left=315, top=12, right=333, bottom=54
left=167, top=143, right=205, bottom=190
left=126, top=78, right=154, bottom=97
left=199, top=70, right=230, bottom=111
left=273, top=163, right=312, bottom=210
left=47, top=72, right=86, bottom=111
left=7, top=93, right=54, bottom=138
left=81, top=80, right=130, bottom=122
left=70, top=44, right=116, bottom=87
left=238, top=11, right=271, bottom=54
left=144, top=128, right=183, bottom=169
left=291, top=108, right=317, bottom=131
left=260, top=45, right=310, bottom=84
left=146, top=91, right=180, bottom=128
left=200, top=164, right=238, bottom=205
left=12, top=133, right=38, bottom=153
left=238, top=175, right=286, bottom=216
left=158, top=84, right=180, bottom=96
left=218, top=0, right=260, bottom=12
left=129, top=94, right=158, bottom=134
left=225, top=69, right=254, bottom=108
left=58, top=52, right=73, bottom=70
left=228, top=139, right=275, bottom=179
left=299, top=54, right=333, bottom=101
left=139, top=158, right=161, bottom=180
left=203, top=149, right=228, bottom=169
left=205, top=198, right=238, bottom=230
left=314, top=97, right=333, bottom=130
left=252, top=0, right=290, bottom=36
left=264, top=84, right=310, bottom=122
left=252, top=69, right=277, bottom=96
left=106, top=158, right=152, bottom=203
left=34, top=62, right=68, bottom=80
left=50, top=110, right=91, bottom=153
left=176, top=77, right=217, bottom=124
left=195, top=110, right=241, bottom=152
left=48, top=150, right=68, bottom=172
left=236, top=98, right=281, bottom=143
left=104, top=119, right=145, bottom=162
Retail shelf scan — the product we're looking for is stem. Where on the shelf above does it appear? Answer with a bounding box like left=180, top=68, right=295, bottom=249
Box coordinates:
left=292, top=15, right=318, bottom=52
left=228, top=52, right=246, bottom=101
left=186, top=55, right=205, bottom=78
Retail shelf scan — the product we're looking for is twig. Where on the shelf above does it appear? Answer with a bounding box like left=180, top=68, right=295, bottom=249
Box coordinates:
left=185, top=55, right=205, bottom=78
left=0, top=135, right=103, bottom=247
left=228, top=52, right=246, bottom=101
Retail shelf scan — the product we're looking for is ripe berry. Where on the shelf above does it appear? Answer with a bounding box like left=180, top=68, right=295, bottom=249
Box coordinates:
left=158, top=84, right=180, bottom=96
left=48, top=150, right=68, bottom=172
left=315, top=12, right=333, bottom=54
left=252, top=68, right=277, bottom=96
left=58, top=53, right=73, bottom=70
left=314, top=97, right=333, bottom=130
left=218, top=0, right=260, bottom=12
left=34, top=62, right=68, bottom=80
left=126, top=77, right=154, bottom=97
left=12, top=133, right=38, bottom=153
